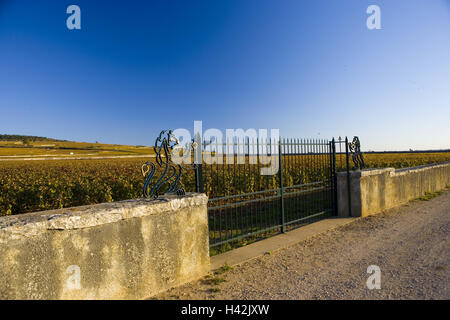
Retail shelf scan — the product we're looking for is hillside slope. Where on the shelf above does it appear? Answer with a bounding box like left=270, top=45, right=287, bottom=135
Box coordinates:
left=0, top=135, right=153, bottom=157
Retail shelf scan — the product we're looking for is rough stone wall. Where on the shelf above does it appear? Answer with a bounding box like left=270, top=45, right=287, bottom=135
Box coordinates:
left=0, top=193, right=209, bottom=299
left=338, top=162, right=450, bottom=217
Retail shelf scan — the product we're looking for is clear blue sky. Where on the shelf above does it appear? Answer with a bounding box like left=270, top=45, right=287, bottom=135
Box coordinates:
left=1, top=0, right=449, bottom=151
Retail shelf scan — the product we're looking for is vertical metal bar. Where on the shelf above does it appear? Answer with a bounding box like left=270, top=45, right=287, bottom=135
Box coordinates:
left=245, top=137, right=253, bottom=235
left=194, top=138, right=204, bottom=193
left=323, top=139, right=327, bottom=211
left=345, top=136, right=352, bottom=217
left=268, top=138, right=274, bottom=228
left=314, top=139, right=318, bottom=213
left=295, top=138, right=298, bottom=222
left=257, top=137, right=265, bottom=231
left=301, top=138, right=306, bottom=217
left=253, top=138, right=261, bottom=235
left=194, top=164, right=199, bottom=192
left=278, top=138, right=285, bottom=233
left=320, top=139, right=324, bottom=214
left=202, top=139, right=207, bottom=194
left=332, top=138, right=338, bottom=216
left=286, top=138, right=291, bottom=225
left=328, top=140, right=334, bottom=215
left=194, top=163, right=203, bottom=193
left=306, top=139, right=311, bottom=216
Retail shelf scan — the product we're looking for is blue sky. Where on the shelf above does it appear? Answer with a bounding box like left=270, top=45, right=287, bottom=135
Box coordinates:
left=0, top=0, right=449, bottom=151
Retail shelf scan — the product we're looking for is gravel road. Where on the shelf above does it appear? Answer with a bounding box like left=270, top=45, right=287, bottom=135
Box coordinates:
left=157, top=190, right=450, bottom=300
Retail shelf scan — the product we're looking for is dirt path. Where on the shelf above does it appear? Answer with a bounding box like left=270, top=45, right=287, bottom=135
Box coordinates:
left=157, top=190, right=450, bottom=300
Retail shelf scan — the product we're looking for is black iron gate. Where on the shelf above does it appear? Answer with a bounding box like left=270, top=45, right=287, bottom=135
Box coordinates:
left=193, top=137, right=341, bottom=254
left=140, top=131, right=362, bottom=255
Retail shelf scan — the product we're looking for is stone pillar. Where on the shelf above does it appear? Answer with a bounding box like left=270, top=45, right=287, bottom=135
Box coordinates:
left=337, top=168, right=395, bottom=217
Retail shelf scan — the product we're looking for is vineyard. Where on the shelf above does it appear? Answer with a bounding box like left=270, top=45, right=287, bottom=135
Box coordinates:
left=0, top=137, right=153, bottom=157
left=1, top=152, right=449, bottom=216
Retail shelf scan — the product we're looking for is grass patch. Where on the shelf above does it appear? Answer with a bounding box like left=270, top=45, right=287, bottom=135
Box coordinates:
left=204, top=276, right=227, bottom=286
left=214, top=263, right=233, bottom=275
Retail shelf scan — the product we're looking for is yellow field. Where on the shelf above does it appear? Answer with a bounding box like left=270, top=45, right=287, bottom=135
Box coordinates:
left=335, top=152, right=450, bottom=170
left=0, top=144, right=449, bottom=216
left=0, top=140, right=153, bottom=158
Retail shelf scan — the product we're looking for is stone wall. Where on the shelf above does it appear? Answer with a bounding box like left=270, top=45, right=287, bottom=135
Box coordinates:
left=337, top=162, right=450, bottom=217
left=0, top=193, right=209, bottom=299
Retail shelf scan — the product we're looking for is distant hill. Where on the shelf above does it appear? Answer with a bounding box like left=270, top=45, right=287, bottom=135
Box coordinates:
left=0, top=134, right=64, bottom=142
left=0, top=134, right=153, bottom=158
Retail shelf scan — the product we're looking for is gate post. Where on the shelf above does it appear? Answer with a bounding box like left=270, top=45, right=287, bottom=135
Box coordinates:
left=345, top=136, right=352, bottom=217
left=331, top=138, right=338, bottom=216
left=193, top=134, right=204, bottom=193
left=329, top=139, right=335, bottom=216
left=278, top=138, right=285, bottom=233
left=194, top=164, right=203, bottom=193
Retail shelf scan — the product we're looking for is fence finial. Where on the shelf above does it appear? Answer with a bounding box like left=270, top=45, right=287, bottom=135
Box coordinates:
left=348, top=136, right=365, bottom=170
left=142, top=130, right=185, bottom=198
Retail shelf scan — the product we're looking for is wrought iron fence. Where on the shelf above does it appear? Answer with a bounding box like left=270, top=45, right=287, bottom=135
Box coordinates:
left=192, top=138, right=334, bottom=254
left=142, top=131, right=364, bottom=254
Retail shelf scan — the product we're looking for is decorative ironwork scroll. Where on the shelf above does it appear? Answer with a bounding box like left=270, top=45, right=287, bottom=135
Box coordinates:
left=142, top=130, right=185, bottom=198
left=348, top=136, right=365, bottom=170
